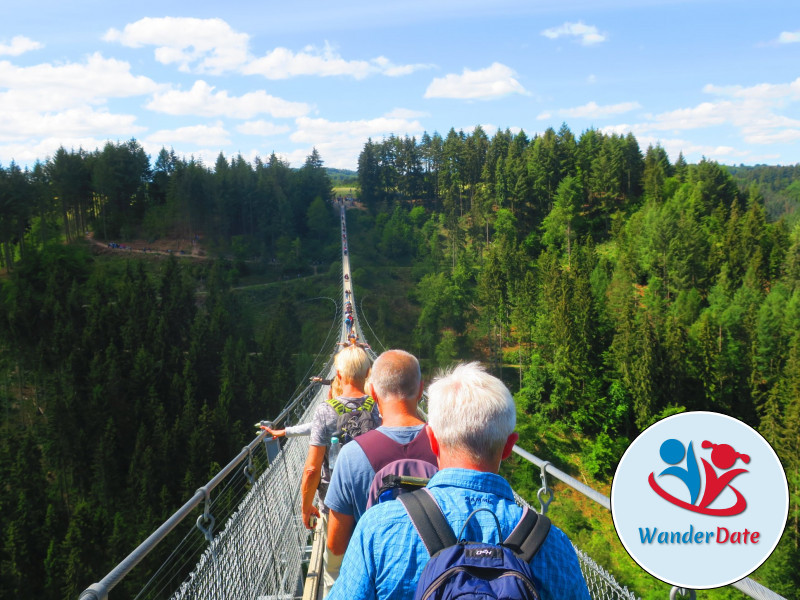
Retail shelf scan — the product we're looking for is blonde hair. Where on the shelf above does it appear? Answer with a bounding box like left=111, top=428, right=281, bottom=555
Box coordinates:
left=334, top=345, right=371, bottom=388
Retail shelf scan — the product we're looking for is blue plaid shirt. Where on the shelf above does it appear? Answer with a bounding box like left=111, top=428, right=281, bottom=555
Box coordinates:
left=326, top=468, right=591, bottom=600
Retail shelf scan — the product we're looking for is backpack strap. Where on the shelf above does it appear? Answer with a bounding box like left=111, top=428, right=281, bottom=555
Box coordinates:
left=399, top=488, right=457, bottom=557
left=327, top=395, right=373, bottom=415
left=503, top=506, right=551, bottom=562
left=326, top=398, right=347, bottom=415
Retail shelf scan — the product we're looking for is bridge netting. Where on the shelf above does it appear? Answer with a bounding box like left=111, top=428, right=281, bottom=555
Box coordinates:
left=80, top=205, right=785, bottom=600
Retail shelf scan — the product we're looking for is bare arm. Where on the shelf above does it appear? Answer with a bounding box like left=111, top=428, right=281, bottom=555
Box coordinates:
left=326, top=510, right=356, bottom=556
left=300, top=445, right=327, bottom=529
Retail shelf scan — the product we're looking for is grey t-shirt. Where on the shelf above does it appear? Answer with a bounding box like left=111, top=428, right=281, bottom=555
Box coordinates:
left=309, top=395, right=381, bottom=507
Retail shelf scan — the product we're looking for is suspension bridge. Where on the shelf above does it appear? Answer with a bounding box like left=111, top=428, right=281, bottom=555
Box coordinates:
left=79, top=205, right=786, bottom=600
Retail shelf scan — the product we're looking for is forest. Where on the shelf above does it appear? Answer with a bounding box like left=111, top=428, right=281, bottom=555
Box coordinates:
left=0, top=124, right=799, bottom=599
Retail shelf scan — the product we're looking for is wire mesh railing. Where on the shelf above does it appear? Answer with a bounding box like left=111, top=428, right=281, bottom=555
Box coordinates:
left=167, top=391, right=322, bottom=600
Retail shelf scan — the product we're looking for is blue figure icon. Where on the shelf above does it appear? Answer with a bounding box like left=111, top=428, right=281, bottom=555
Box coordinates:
left=658, top=439, right=701, bottom=505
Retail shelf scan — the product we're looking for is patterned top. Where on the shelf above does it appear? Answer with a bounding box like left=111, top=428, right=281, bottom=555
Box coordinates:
left=309, top=395, right=381, bottom=506
left=327, top=468, right=591, bottom=600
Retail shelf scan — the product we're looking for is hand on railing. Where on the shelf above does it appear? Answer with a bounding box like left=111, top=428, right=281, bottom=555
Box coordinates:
left=263, top=427, right=285, bottom=440
left=302, top=505, right=321, bottom=530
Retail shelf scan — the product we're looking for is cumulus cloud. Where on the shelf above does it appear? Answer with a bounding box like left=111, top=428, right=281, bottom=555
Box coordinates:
left=236, top=120, right=291, bottom=136
left=0, top=136, right=111, bottom=165
left=0, top=107, right=142, bottom=143
left=594, top=76, right=800, bottom=165
left=291, top=115, right=424, bottom=144
left=777, top=30, right=800, bottom=44
left=0, top=35, right=43, bottom=56
left=146, top=122, right=231, bottom=147
left=0, top=53, right=155, bottom=156
left=0, top=53, right=161, bottom=111
left=384, top=107, right=429, bottom=119
left=542, top=22, right=606, bottom=45
left=243, top=42, right=431, bottom=79
left=284, top=114, right=425, bottom=169
left=104, top=17, right=249, bottom=74
left=105, top=18, right=429, bottom=80
left=557, top=101, right=641, bottom=119
left=424, top=63, right=527, bottom=100
left=146, top=80, right=310, bottom=119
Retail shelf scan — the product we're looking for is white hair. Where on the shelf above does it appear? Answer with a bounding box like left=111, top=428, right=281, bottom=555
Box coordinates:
left=370, top=350, right=421, bottom=401
left=427, top=362, right=516, bottom=461
left=335, top=345, right=371, bottom=387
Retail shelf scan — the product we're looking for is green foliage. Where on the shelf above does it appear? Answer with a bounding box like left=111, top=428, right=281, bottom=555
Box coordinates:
left=3, top=125, right=800, bottom=599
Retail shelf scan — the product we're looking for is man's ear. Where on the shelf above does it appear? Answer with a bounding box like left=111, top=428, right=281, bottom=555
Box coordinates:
left=500, top=432, right=519, bottom=461
left=426, top=425, right=440, bottom=457
left=416, top=380, right=424, bottom=402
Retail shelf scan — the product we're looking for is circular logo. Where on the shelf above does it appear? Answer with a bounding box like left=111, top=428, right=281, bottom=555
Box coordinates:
left=611, top=411, right=788, bottom=589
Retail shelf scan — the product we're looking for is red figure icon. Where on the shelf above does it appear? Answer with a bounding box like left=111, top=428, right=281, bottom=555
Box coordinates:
left=648, top=439, right=750, bottom=516
left=696, top=441, right=749, bottom=513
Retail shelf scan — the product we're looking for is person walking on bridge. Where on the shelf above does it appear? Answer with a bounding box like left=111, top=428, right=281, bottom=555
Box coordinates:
left=327, top=362, right=590, bottom=600
left=302, top=345, right=379, bottom=595
left=324, top=350, right=437, bottom=575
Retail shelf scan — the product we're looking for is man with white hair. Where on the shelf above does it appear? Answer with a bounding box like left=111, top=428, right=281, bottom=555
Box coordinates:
left=327, top=362, right=590, bottom=600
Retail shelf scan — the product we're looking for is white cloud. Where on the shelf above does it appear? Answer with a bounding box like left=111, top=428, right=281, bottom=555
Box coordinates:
left=0, top=53, right=161, bottom=111
left=146, top=80, right=310, bottom=119
left=0, top=106, right=142, bottom=142
left=146, top=122, right=231, bottom=147
left=703, top=77, right=800, bottom=101
left=385, top=107, right=429, bottom=119
left=291, top=115, right=424, bottom=144
left=536, top=112, right=552, bottom=120
left=0, top=36, right=43, bottom=56
left=105, top=18, right=429, bottom=80
left=777, top=31, right=800, bottom=44
left=424, top=63, right=527, bottom=100
left=0, top=136, right=111, bottom=165
left=243, top=42, right=431, bottom=79
left=0, top=53, right=154, bottom=156
left=236, top=120, right=291, bottom=136
left=285, top=114, right=425, bottom=169
left=542, top=22, right=607, bottom=46
left=104, top=17, right=249, bottom=74
left=597, top=76, right=800, bottom=164
left=558, top=101, right=641, bottom=119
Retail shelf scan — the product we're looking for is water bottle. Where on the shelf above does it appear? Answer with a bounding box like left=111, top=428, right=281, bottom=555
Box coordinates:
left=329, top=436, right=340, bottom=470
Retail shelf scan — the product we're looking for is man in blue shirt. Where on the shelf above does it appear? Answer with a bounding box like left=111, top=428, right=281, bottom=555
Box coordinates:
left=325, top=350, right=436, bottom=556
left=327, top=362, right=591, bottom=600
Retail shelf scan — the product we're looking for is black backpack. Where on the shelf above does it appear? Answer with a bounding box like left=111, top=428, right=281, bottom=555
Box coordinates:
left=399, top=488, right=551, bottom=600
left=326, top=396, right=379, bottom=443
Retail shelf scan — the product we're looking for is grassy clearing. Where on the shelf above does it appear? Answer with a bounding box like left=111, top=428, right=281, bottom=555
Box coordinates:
left=333, top=185, right=359, bottom=197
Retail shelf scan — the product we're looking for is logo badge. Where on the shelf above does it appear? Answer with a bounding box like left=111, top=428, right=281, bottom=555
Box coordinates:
left=611, top=412, right=788, bottom=589
left=648, top=439, right=749, bottom=516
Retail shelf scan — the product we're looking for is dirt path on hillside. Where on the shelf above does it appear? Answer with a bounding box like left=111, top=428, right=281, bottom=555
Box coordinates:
left=86, top=232, right=208, bottom=259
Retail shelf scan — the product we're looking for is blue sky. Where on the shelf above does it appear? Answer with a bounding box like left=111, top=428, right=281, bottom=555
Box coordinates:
left=3, top=0, right=799, bottom=170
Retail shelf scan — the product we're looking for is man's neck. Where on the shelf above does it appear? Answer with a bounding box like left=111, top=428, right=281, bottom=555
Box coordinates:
left=437, top=450, right=501, bottom=474
left=380, top=399, right=425, bottom=427
left=339, top=382, right=366, bottom=398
